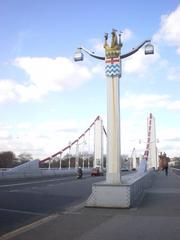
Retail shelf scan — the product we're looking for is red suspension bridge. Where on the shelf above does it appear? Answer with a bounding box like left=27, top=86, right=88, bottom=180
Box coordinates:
left=38, top=113, right=157, bottom=171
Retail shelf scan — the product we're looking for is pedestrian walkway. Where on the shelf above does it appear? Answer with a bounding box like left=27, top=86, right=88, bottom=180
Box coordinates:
left=2, top=169, right=180, bottom=240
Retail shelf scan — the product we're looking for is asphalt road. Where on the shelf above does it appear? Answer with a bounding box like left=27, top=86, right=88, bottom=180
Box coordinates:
left=0, top=174, right=105, bottom=236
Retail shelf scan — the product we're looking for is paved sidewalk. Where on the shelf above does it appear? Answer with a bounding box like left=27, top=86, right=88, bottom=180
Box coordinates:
left=2, top=169, right=180, bottom=240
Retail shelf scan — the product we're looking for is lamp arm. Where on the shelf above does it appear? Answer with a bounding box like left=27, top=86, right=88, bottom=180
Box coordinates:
left=79, top=46, right=105, bottom=60
left=120, top=40, right=151, bottom=59
left=79, top=40, right=151, bottom=61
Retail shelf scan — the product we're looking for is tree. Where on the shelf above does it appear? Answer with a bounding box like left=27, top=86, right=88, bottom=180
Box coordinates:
left=17, top=153, right=33, bottom=164
left=0, top=151, right=16, bottom=168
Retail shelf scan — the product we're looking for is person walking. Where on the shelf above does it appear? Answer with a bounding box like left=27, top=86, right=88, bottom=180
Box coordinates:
left=77, top=167, right=83, bottom=179
left=162, top=152, right=169, bottom=176
left=164, top=165, right=168, bottom=176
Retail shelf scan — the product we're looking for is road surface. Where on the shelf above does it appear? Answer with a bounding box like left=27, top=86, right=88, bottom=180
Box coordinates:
left=0, top=174, right=105, bottom=236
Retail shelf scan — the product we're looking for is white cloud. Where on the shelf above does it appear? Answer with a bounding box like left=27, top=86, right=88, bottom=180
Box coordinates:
left=90, top=38, right=104, bottom=54
left=168, top=66, right=180, bottom=81
left=0, top=131, right=12, bottom=140
left=157, top=127, right=180, bottom=157
left=15, top=84, right=47, bottom=102
left=121, top=29, right=133, bottom=41
left=17, top=122, right=32, bottom=129
left=121, top=93, right=180, bottom=110
left=91, top=63, right=104, bottom=77
left=1, top=111, right=180, bottom=159
left=167, top=100, right=180, bottom=110
left=123, top=48, right=159, bottom=76
left=153, top=5, right=180, bottom=54
left=0, top=122, right=13, bottom=130
left=0, top=56, right=93, bottom=103
left=0, top=80, right=16, bottom=103
left=0, top=118, right=91, bottom=159
left=14, top=56, right=92, bottom=98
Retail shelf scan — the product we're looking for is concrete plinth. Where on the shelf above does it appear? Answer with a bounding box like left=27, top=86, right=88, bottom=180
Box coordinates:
left=86, top=182, right=130, bottom=208
left=86, top=171, right=153, bottom=208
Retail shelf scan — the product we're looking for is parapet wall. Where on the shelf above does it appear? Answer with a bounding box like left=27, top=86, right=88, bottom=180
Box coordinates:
left=171, top=167, right=180, bottom=176
left=129, top=171, right=154, bottom=206
left=0, top=160, right=91, bottom=179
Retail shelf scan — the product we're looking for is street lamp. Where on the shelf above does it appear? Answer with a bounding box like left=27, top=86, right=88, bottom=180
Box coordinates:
left=74, top=38, right=154, bottom=62
left=74, top=48, right=84, bottom=61
left=144, top=43, right=154, bottom=55
left=74, top=29, right=154, bottom=185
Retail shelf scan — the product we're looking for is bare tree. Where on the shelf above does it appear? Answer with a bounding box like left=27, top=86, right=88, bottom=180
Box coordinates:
left=0, top=151, right=16, bottom=168
left=17, top=153, right=33, bottom=164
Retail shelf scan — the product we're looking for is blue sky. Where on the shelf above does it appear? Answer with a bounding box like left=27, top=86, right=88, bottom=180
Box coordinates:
left=0, top=0, right=180, bottom=159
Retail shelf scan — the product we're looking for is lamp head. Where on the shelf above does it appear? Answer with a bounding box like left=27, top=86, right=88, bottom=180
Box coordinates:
left=74, top=48, right=84, bottom=61
left=144, top=43, right=154, bottom=55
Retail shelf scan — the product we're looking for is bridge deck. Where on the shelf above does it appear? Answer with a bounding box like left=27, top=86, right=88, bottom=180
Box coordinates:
left=2, top=169, right=180, bottom=240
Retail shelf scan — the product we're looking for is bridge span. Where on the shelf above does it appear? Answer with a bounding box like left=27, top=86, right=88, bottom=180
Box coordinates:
left=1, top=113, right=178, bottom=239
left=0, top=169, right=180, bottom=240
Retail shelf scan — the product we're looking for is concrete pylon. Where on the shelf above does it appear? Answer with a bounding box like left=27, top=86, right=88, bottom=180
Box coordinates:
left=147, top=113, right=158, bottom=169
left=94, top=117, right=103, bottom=170
left=106, top=75, right=121, bottom=184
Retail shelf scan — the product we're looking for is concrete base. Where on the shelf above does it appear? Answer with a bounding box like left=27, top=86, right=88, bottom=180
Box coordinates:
left=86, top=182, right=130, bottom=208
left=86, top=171, right=153, bottom=208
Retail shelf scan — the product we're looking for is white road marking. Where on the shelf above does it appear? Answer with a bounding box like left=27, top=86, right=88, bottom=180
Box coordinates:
left=0, top=177, right=74, bottom=188
left=63, top=201, right=85, bottom=214
left=0, top=174, right=93, bottom=189
left=0, top=214, right=59, bottom=240
left=0, top=208, right=46, bottom=216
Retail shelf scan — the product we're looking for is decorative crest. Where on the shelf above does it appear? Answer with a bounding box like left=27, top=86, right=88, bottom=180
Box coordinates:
left=104, top=29, right=121, bottom=58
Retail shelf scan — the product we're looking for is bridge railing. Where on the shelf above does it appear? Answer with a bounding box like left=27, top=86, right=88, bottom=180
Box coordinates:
left=0, top=167, right=92, bottom=179
left=171, top=167, right=180, bottom=176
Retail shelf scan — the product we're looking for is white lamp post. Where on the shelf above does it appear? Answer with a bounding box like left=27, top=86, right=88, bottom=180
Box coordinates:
left=74, top=29, right=154, bottom=207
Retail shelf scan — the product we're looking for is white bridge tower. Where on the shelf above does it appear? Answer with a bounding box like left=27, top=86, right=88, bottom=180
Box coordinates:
left=146, top=113, right=158, bottom=169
